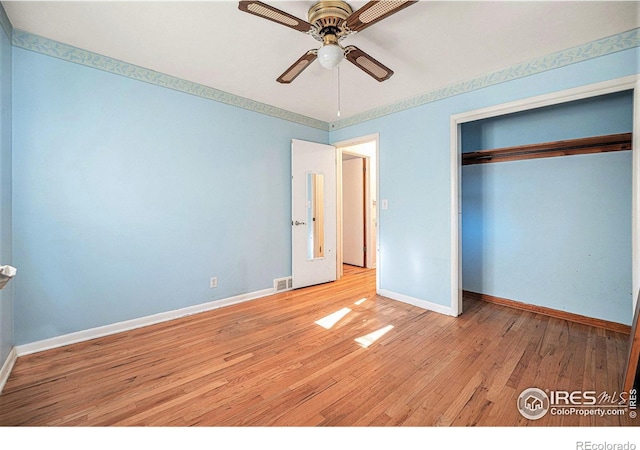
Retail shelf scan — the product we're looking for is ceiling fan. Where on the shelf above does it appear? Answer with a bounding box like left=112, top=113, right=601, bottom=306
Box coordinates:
left=238, top=0, right=417, bottom=84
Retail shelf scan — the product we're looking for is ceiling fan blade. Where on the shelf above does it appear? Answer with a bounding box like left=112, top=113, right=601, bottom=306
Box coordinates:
left=277, top=51, right=318, bottom=84
left=344, top=46, right=393, bottom=82
left=238, top=1, right=313, bottom=33
left=345, top=1, right=418, bottom=33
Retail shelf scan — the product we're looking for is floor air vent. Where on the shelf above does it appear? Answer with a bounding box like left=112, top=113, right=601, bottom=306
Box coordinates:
left=274, top=277, right=293, bottom=292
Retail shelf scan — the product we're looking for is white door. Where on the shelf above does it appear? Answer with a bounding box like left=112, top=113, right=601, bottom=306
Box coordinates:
left=292, top=139, right=337, bottom=289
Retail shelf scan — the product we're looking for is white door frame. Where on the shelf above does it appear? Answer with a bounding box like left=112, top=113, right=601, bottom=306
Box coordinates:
left=333, top=133, right=380, bottom=287
left=450, top=74, right=640, bottom=317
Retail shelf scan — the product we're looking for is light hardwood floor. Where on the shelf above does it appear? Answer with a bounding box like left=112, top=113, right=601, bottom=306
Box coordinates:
left=0, top=265, right=636, bottom=426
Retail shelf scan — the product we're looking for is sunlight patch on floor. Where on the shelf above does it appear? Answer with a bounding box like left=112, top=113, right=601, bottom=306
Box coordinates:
left=315, top=307, right=352, bottom=329
left=355, top=325, right=394, bottom=348
left=354, top=298, right=367, bottom=305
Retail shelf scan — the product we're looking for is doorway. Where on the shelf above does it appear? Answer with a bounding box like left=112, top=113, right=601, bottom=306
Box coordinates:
left=342, top=154, right=366, bottom=268
left=334, top=134, right=379, bottom=283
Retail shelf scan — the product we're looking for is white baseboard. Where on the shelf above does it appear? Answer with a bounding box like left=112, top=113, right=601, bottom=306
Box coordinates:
left=15, top=287, right=275, bottom=357
left=378, top=289, right=456, bottom=317
left=11, top=286, right=456, bottom=361
left=0, top=347, right=17, bottom=394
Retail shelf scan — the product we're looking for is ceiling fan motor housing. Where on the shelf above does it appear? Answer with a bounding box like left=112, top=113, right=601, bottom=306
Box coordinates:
left=308, top=1, right=353, bottom=38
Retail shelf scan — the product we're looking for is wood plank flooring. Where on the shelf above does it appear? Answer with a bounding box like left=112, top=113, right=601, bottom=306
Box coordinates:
left=0, top=265, right=636, bottom=426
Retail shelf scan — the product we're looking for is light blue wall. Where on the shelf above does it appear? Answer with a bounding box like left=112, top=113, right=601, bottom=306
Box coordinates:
left=12, top=47, right=327, bottom=345
left=8, top=26, right=640, bottom=345
left=461, top=93, right=633, bottom=324
left=329, top=47, right=639, bottom=325
left=0, top=14, right=13, bottom=364
left=462, top=152, right=631, bottom=324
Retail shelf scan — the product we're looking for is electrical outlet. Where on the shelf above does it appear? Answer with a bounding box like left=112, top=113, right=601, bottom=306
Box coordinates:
left=210, top=277, right=218, bottom=288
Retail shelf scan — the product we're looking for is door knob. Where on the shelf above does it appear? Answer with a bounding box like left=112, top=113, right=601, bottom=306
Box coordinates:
left=293, top=220, right=306, bottom=226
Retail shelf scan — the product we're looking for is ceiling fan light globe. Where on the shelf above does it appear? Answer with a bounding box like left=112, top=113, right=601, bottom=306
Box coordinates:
left=317, top=44, right=344, bottom=69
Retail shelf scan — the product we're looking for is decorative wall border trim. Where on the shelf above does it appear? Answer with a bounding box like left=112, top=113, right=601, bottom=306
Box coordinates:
left=7, top=24, right=640, bottom=134
left=12, top=29, right=330, bottom=132
left=0, top=3, right=12, bottom=42
left=329, top=27, right=640, bottom=130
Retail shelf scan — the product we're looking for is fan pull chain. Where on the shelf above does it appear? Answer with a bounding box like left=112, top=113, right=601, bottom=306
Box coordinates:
left=336, top=65, right=341, bottom=117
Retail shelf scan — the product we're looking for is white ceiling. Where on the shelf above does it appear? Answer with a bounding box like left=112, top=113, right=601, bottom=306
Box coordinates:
left=3, top=1, right=640, bottom=123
